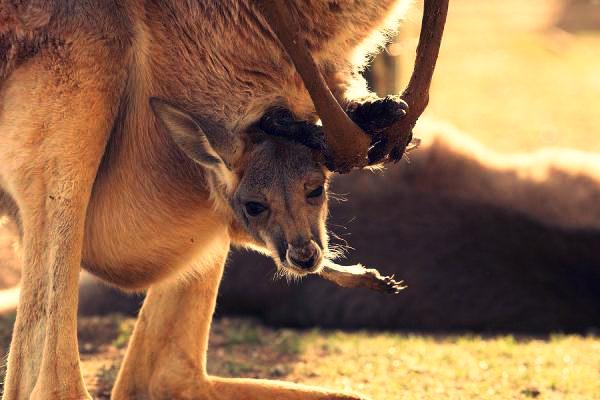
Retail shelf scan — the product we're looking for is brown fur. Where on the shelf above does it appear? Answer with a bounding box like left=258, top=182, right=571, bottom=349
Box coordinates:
left=0, top=1, right=409, bottom=399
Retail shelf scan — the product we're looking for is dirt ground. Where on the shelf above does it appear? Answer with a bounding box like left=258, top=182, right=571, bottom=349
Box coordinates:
left=1, top=314, right=599, bottom=400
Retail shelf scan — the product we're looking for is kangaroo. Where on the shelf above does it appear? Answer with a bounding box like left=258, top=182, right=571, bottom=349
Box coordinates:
left=0, top=1, right=413, bottom=399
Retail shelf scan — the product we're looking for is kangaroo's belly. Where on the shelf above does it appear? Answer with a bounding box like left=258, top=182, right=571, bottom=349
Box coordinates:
left=81, top=159, right=231, bottom=290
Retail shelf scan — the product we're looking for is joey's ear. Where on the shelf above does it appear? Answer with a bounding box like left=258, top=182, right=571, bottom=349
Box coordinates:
left=150, top=97, right=243, bottom=171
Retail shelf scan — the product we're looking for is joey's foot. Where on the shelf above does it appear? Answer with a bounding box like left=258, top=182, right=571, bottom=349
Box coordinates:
left=346, top=95, right=411, bottom=165
left=346, top=95, right=408, bottom=135
left=258, top=107, right=325, bottom=151
left=259, top=99, right=411, bottom=168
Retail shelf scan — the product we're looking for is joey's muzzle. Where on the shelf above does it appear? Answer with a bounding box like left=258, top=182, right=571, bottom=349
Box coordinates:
left=286, top=240, right=322, bottom=272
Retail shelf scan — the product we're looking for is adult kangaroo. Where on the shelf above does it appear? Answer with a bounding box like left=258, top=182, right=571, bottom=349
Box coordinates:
left=0, top=1, right=445, bottom=399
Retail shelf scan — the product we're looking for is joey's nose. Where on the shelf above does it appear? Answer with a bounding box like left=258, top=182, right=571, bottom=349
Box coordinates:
left=290, top=254, right=317, bottom=270
left=287, top=241, right=320, bottom=270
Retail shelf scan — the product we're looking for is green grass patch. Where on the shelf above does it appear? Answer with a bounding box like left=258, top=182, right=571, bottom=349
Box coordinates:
left=222, top=319, right=264, bottom=347
left=111, top=318, right=135, bottom=349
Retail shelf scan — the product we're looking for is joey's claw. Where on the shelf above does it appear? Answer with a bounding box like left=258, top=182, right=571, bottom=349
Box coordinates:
left=367, top=138, right=388, bottom=165
left=379, top=274, right=406, bottom=294
left=369, top=129, right=418, bottom=165
left=361, top=268, right=406, bottom=294
left=389, top=145, right=402, bottom=163
left=384, top=276, right=407, bottom=294
left=348, top=95, right=413, bottom=165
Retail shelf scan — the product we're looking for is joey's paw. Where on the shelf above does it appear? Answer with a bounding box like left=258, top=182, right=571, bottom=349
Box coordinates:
left=365, top=270, right=407, bottom=294
left=346, top=95, right=408, bottom=135
left=382, top=274, right=407, bottom=294
left=259, top=107, right=325, bottom=150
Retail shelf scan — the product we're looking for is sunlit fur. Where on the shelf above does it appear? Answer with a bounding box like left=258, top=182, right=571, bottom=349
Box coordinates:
left=0, top=1, right=412, bottom=399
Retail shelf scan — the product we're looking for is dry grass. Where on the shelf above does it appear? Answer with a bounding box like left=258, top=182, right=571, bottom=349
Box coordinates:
left=396, top=0, right=600, bottom=153
left=3, top=315, right=598, bottom=400
left=292, top=331, right=600, bottom=400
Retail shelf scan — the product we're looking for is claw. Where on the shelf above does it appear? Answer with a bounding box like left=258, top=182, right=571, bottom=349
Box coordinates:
left=367, top=138, right=388, bottom=165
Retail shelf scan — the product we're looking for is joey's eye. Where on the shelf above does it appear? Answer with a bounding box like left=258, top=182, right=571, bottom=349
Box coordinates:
left=307, top=186, right=324, bottom=199
left=244, top=201, right=268, bottom=217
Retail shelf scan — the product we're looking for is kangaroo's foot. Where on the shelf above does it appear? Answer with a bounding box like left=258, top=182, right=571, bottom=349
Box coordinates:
left=150, top=376, right=369, bottom=400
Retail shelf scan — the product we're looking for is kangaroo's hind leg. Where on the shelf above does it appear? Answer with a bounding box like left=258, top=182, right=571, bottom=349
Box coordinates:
left=112, top=233, right=367, bottom=400
left=111, top=232, right=232, bottom=400
left=0, top=39, right=127, bottom=399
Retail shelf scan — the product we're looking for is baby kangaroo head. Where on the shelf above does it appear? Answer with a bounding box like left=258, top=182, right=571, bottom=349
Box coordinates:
left=233, top=131, right=330, bottom=276
left=151, top=98, right=330, bottom=276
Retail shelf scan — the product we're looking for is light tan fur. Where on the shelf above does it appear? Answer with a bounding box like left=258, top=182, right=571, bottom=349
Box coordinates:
left=0, top=0, right=410, bottom=399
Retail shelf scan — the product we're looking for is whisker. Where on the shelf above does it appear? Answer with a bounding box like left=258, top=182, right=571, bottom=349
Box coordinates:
left=328, top=191, right=349, bottom=202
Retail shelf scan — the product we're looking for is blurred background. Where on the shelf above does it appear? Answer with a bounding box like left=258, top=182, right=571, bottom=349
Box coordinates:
left=1, top=1, right=599, bottom=398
